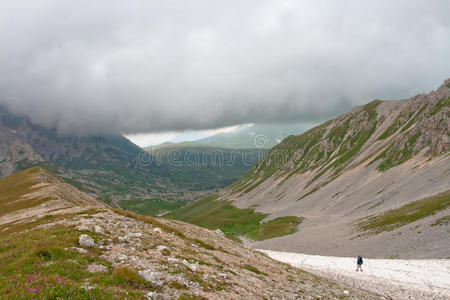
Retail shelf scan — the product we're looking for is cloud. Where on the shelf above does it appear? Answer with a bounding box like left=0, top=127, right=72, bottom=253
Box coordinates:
left=0, top=0, right=449, bottom=135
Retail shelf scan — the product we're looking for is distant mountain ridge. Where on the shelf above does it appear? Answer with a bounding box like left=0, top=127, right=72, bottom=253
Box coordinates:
left=0, top=106, right=267, bottom=210
left=194, top=123, right=310, bottom=149
left=0, top=105, right=169, bottom=201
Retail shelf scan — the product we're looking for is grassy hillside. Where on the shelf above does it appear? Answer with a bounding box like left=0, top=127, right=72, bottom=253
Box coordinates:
left=355, top=190, right=450, bottom=235
left=0, top=210, right=146, bottom=299
left=0, top=167, right=55, bottom=217
left=167, top=195, right=302, bottom=241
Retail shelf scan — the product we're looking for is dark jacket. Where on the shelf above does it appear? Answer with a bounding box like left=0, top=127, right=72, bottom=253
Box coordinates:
left=357, top=256, right=363, bottom=265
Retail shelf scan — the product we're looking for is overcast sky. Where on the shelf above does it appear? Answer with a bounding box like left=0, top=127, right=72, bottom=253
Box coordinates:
left=0, top=0, right=449, bottom=136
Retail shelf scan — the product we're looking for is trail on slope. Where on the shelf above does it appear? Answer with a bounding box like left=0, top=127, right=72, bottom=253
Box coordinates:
left=260, top=250, right=450, bottom=300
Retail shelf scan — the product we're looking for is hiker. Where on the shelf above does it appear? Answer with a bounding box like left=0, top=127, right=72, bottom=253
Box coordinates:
left=356, top=255, right=363, bottom=271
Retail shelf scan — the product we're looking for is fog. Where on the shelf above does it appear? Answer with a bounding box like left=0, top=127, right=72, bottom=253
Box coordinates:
left=0, top=0, right=449, bottom=135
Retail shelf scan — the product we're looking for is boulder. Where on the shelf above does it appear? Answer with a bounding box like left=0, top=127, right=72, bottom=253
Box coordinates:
left=67, top=247, right=88, bottom=254
left=79, top=234, right=95, bottom=248
left=94, top=225, right=105, bottom=234
left=118, top=236, right=128, bottom=243
left=168, top=257, right=179, bottom=264
left=215, top=229, right=225, bottom=237
left=156, top=245, right=168, bottom=251
left=127, top=232, right=142, bottom=238
left=87, top=263, right=108, bottom=273
left=76, top=225, right=91, bottom=232
left=116, top=253, right=128, bottom=262
left=182, top=259, right=198, bottom=272
left=139, top=270, right=164, bottom=288
left=146, top=291, right=161, bottom=300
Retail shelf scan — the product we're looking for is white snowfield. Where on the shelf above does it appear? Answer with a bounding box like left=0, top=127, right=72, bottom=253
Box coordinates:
left=260, top=250, right=450, bottom=300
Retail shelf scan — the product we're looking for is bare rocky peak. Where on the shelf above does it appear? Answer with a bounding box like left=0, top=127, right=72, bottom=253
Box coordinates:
left=0, top=125, right=44, bottom=177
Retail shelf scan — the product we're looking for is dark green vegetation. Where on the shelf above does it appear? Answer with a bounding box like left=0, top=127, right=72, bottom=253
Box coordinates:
left=119, top=197, right=188, bottom=216
left=0, top=214, right=150, bottom=299
left=247, top=216, right=303, bottom=240
left=355, top=190, right=450, bottom=235
left=242, top=265, right=267, bottom=276
left=148, top=143, right=266, bottom=190
left=167, top=195, right=302, bottom=241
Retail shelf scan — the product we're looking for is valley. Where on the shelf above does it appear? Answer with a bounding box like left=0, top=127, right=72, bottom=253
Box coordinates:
left=0, top=167, right=375, bottom=299
left=1, top=2, right=449, bottom=298
left=170, top=79, right=450, bottom=258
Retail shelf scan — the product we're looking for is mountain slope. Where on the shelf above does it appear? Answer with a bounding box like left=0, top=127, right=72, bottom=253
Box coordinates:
left=0, top=168, right=374, bottom=299
left=0, top=125, right=44, bottom=177
left=0, top=106, right=170, bottom=201
left=0, top=167, right=102, bottom=225
left=0, top=107, right=270, bottom=209
left=172, top=78, right=450, bottom=258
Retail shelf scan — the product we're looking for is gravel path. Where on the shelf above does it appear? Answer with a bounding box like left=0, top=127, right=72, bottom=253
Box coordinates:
left=260, top=250, right=450, bottom=299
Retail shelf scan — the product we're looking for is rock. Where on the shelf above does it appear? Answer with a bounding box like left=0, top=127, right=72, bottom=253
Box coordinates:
left=153, top=228, right=162, bottom=233
left=127, top=232, right=142, bottom=238
left=76, top=225, right=91, bottom=231
left=156, top=245, right=170, bottom=256
left=94, top=225, right=105, bottom=234
left=118, top=236, right=128, bottom=243
left=87, top=263, right=108, bottom=273
left=67, top=247, right=88, bottom=254
left=98, top=238, right=112, bottom=246
left=79, top=234, right=95, bottom=248
left=116, top=254, right=128, bottom=262
left=190, top=264, right=198, bottom=272
left=343, top=290, right=349, bottom=295
left=215, top=229, right=225, bottom=237
left=182, top=259, right=198, bottom=272
left=156, top=245, right=168, bottom=251
left=168, top=257, right=179, bottom=264
left=139, top=270, right=163, bottom=288
left=146, top=291, right=161, bottom=300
